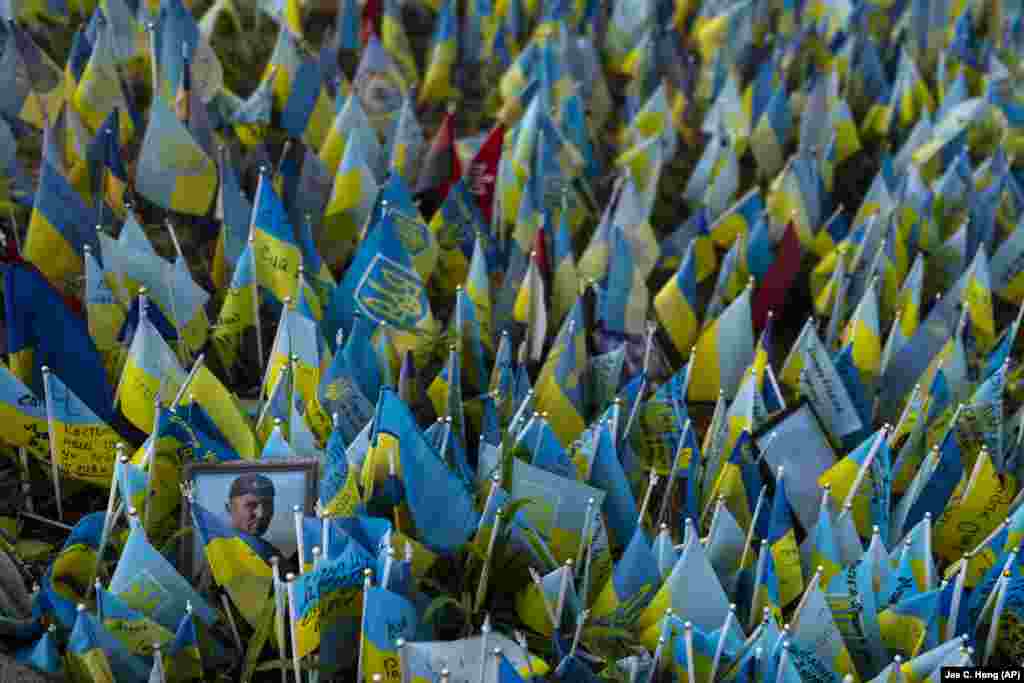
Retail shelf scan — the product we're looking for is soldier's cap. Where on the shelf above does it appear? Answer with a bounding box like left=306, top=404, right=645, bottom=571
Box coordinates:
left=229, top=473, right=275, bottom=500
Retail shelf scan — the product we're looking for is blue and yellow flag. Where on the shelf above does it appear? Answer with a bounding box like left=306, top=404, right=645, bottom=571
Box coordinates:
left=878, top=589, right=942, bottom=659
left=134, top=96, right=216, bottom=216
left=42, top=368, right=123, bottom=487
left=41, top=512, right=105, bottom=629
left=592, top=526, right=661, bottom=620
left=767, top=470, right=803, bottom=607
left=371, top=388, right=479, bottom=553
left=0, top=365, right=51, bottom=463
left=291, top=541, right=374, bottom=665
left=67, top=607, right=120, bottom=683
left=534, top=299, right=587, bottom=447
left=116, top=306, right=185, bottom=433
left=420, top=0, right=461, bottom=105
left=688, top=285, right=754, bottom=402
left=23, top=120, right=99, bottom=294
left=252, top=174, right=303, bottom=305
left=190, top=499, right=274, bottom=628
left=325, top=209, right=439, bottom=356
left=656, top=240, right=700, bottom=357
left=212, top=242, right=258, bottom=373
left=166, top=603, right=203, bottom=681
left=361, top=585, right=418, bottom=681
left=96, top=585, right=175, bottom=658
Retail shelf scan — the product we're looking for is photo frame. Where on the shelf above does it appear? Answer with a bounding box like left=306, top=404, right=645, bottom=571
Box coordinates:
left=180, top=459, right=320, bottom=581
left=752, top=399, right=838, bottom=535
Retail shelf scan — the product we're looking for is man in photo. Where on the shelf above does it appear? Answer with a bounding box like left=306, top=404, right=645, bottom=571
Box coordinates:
left=225, top=472, right=284, bottom=562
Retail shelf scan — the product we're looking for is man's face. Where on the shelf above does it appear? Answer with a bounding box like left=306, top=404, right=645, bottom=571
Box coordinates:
left=228, top=493, right=274, bottom=537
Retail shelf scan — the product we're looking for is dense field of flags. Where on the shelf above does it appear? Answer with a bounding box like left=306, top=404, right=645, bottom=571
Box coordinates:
left=4, top=0, right=1024, bottom=679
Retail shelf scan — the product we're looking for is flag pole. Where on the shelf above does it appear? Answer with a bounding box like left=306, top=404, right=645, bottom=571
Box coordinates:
left=39, top=366, right=64, bottom=522
left=658, top=423, right=691, bottom=527
left=477, top=614, right=492, bottom=683
left=271, top=557, right=288, bottom=683
left=984, top=570, right=1012, bottom=665
left=293, top=504, right=306, bottom=574
left=95, top=445, right=127, bottom=584
left=285, top=573, right=303, bottom=683
left=528, top=567, right=559, bottom=632
left=475, top=507, right=502, bottom=611
left=575, top=497, right=596, bottom=569
left=840, top=425, right=890, bottom=512
left=356, top=568, right=373, bottom=683
left=637, top=470, right=660, bottom=530
left=554, top=559, right=573, bottom=632
left=707, top=603, right=737, bottom=683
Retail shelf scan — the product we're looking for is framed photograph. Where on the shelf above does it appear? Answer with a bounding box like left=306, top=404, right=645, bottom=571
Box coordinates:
left=180, top=460, right=319, bottom=581
left=752, top=400, right=838, bottom=535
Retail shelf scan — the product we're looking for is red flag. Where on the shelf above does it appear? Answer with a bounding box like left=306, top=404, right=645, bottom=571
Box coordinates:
left=361, top=0, right=381, bottom=45
left=532, top=223, right=549, bottom=281
left=413, top=108, right=462, bottom=216
left=752, top=220, right=802, bottom=332
left=466, top=123, right=505, bottom=224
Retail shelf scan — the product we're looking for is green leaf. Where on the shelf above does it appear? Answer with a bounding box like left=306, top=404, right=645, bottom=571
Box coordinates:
left=240, top=595, right=277, bottom=683
left=422, top=595, right=463, bottom=626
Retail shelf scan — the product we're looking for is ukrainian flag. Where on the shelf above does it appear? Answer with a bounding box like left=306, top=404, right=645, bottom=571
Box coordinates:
left=71, top=28, right=135, bottom=145
left=933, top=450, right=1015, bottom=565
left=97, top=586, right=174, bottom=657
left=0, top=365, right=52, bottom=463
left=361, top=586, right=419, bottom=681
left=179, top=365, right=257, bottom=460
left=251, top=175, right=302, bottom=305
left=67, top=607, right=117, bottom=683
left=116, top=310, right=185, bottom=433
left=381, top=0, right=419, bottom=84
left=374, top=388, right=479, bottom=553
left=325, top=210, right=439, bottom=356
left=592, top=527, right=661, bottom=620
left=42, top=512, right=106, bottom=629
left=134, top=97, right=216, bottom=216
left=212, top=152, right=253, bottom=291
left=430, top=179, right=487, bottom=294
left=85, top=247, right=126, bottom=382
left=656, top=241, right=700, bottom=357
left=963, top=247, right=996, bottom=353
left=212, top=243, right=258, bottom=373
left=710, top=188, right=765, bottom=249
left=43, top=369, right=123, bottom=487
left=388, top=93, right=426, bottom=185
left=64, top=27, right=92, bottom=101
left=319, top=93, right=374, bottom=175
left=670, top=618, right=718, bottom=683
left=767, top=470, right=803, bottom=607
left=534, top=301, right=587, bottom=447
left=190, top=500, right=274, bottom=628
left=291, top=542, right=373, bottom=661
left=323, top=132, right=380, bottom=262
left=167, top=604, right=203, bottom=681
left=878, top=589, right=942, bottom=659
left=24, top=143, right=98, bottom=293
left=688, top=285, right=754, bottom=403
left=750, top=87, right=791, bottom=179
left=465, top=236, right=494, bottom=351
